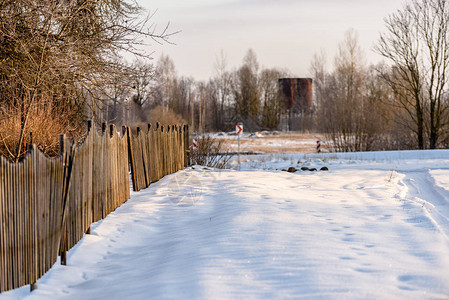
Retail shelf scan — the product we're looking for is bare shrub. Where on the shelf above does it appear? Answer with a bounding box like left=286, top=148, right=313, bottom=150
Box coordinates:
left=190, top=135, right=233, bottom=169
left=0, top=103, right=84, bottom=161
left=146, top=106, right=186, bottom=127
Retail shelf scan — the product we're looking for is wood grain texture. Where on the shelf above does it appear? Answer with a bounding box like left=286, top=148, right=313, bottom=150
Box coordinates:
left=0, top=122, right=186, bottom=293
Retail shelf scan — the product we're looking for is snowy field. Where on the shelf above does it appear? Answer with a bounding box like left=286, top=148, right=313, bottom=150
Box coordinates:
left=212, top=132, right=324, bottom=154
left=2, top=150, right=449, bottom=299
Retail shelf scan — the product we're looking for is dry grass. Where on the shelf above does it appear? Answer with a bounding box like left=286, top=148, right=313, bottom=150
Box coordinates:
left=190, top=135, right=233, bottom=168
left=0, top=103, right=84, bottom=161
left=217, top=132, right=327, bottom=154
left=145, top=106, right=186, bottom=128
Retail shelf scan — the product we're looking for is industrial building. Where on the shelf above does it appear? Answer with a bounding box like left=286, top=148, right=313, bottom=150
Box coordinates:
left=278, top=78, right=314, bottom=131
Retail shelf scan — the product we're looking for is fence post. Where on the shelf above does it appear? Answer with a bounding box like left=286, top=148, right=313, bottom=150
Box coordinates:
left=84, top=122, right=94, bottom=235
left=149, top=123, right=153, bottom=182
left=110, top=124, right=114, bottom=138
left=177, top=125, right=181, bottom=171
left=127, top=127, right=137, bottom=191
left=184, top=125, right=190, bottom=167
left=155, top=123, right=160, bottom=180
left=30, top=282, right=37, bottom=292
left=161, top=125, right=166, bottom=176
left=167, top=126, right=170, bottom=175
left=59, top=135, right=69, bottom=266
left=29, top=145, right=37, bottom=291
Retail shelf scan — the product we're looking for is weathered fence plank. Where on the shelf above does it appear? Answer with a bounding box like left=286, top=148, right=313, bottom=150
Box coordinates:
left=0, top=158, right=5, bottom=291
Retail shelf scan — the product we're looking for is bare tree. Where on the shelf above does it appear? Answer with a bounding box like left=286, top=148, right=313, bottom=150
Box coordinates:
left=233, top=49, right=261, bottom=129
left=155, top=54, right=177, bottom=111
left=310, top=49, right=328, bottom=113
left=171, top=76, right=196, bottom=125
left=197, top=82, right=208, bottom=134
left=129, top=60, right=154, bottom=123
left=312, top=30, right=389, bottom=152
left=103, top=61, right=133, bottom=126
left=376, top=0, right=449, bottom=149
left=205, top=79, right=221, bottom=131
left=0, top=0, right=174, bottom=161
left=148, top=55, right=198, bottom=130
left=213, top=50, right=233, bottom=130
left=260, top=68, right=283, bottom=129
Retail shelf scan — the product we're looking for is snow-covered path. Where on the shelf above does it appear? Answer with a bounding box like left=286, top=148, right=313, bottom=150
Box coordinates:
left=2, top=156, right=449, bottom=299
left=403, top=170, right=449, bottom=241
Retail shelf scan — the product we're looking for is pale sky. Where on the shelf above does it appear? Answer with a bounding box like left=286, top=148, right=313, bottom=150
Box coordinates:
left=139, top=0, right=406, bottom=81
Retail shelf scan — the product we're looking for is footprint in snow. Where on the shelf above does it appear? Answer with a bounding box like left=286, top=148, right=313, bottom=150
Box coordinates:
left=340, top=256, right=355, bottom=260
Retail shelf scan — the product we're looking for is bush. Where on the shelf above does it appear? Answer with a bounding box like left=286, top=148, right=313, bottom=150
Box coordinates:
left=0, top=103, right=84, bottom=161
left=146, top=106, right=186, bottom=127
left=190, top=135, right=233, bottom=169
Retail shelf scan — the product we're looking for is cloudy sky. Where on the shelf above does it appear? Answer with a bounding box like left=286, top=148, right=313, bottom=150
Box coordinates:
left=139, top=0, right=405, bottom=80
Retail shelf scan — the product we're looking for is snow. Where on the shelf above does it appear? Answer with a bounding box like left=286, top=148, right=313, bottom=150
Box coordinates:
left=2, top=150, right=449, bottom=299
left=210, top=131, right=322, bottom=154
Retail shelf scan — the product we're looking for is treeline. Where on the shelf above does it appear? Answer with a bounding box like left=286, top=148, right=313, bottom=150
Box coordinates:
left=312, top=30, right=409, bottom=152
left=315, top=0, right=449, bottom=151
left=110, top=1, right=449, bottom=152
left=102, top=49, right=292, bottom=134
left=2, top=0, right=449, bottom=158
left=112, top=26, right=449, bottom=153
left=125, top=0, right=449, bottom=152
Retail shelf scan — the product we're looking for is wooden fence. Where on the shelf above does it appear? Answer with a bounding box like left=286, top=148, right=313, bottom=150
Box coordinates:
left=128, top=124, right=188, bottom=192
left=62, top=124, right=131, bottom=256
left=0, top=122, right=188, bottom=293
left=0, top=143, right=72, bottom=293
